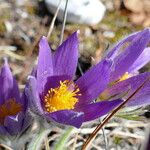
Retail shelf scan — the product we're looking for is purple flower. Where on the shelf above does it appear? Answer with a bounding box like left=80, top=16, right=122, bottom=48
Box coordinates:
left=26, top=32, right=122, bottom=128
left=0, top=59, right=30, bottom=136
left=100, top=28, right=150, bottom=106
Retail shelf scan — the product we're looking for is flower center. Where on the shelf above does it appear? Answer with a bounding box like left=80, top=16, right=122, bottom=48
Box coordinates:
left=44, top=80, right=81, bottom=113
left=0, top=99, right=22, bottom=125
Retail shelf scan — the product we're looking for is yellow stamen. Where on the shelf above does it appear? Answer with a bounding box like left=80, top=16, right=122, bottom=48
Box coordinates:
left=99, top=90, right=109, bottom=100
left=119, top=72, right=131, bottom=82
left=0, top=99, right=22, bottom=125
left=44, top=80, right=81, bottom=113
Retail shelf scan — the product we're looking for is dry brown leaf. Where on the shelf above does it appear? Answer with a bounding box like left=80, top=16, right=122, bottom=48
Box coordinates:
left=130, top=13, right=146, bottom=25
left=144, top=0, right=150, bottom=13
left=124, top=0, right=144, bottom=13
left=143, top=17, right=150, bottom=27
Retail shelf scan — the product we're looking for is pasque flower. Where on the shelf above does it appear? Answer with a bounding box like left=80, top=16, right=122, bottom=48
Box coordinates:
left=100, top=28, right=150, bottom=106
left=26, top=32, right=122, bottom=128
left=0, top=59, right=30, bottom=136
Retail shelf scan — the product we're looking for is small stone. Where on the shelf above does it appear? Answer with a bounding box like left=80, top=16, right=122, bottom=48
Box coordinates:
left=103, top=31, right=115, bottom=38
left=144, top=0, right=150, bottom=13
left=45, top=0, right=106, bottom=25
left=4, top=21, right=13, bottom=33
left=143, top=17, right=150, bottom=27
left=16, top=0, right=25, bottom=6
left=130, top=13, right=146, bottom=25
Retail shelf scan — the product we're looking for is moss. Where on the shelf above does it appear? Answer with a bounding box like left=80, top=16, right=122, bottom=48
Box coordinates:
left=0, top=8, right=11, bottom=34
left=26, top=5, right=37, bottom=15
left=0, top=20, right=6, bottom=34
left=114, top=136, right=122, bottom=145
left=100, top=11, right=142, bottom=43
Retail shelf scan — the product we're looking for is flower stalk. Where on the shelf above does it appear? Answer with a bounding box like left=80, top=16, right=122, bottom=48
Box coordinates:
left=55, top=127, right=74, bottom=150
left=27, top=127, right=51, bottom=150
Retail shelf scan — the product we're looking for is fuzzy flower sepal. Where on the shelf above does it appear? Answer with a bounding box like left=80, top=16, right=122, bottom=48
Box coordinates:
left=26, top=32, right=122, bottom=128
left=0, top=58, right=31, bottom=137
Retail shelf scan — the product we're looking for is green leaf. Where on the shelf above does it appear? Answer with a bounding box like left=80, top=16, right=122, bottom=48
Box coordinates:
left=116, top=106, right=144, bottom=121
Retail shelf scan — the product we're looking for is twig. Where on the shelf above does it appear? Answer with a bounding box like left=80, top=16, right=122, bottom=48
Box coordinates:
left=72, top=127, right=109, bottom=135
left=19, top=34, right=40, bottom=82
left=78, top=62, right=84, bottom=76
left=100, top=119, right=108, bottom=150
left=19, top=0, right=62, bottom=82
left=47, top=0, right=62, bottom=39
left=77, top=135, right=102, bottom=150
left=1, top=50, right=25, bottom=60
left=0, top=46, right=17, bottom=51
left=0, top=144, right=13, bottom=150
left=72, top=129, right=81, bottom=150
left=59, top=0, right=69, bottom=45
left=44, top=137, right=50, bottom=150
left=110, top=131, right=144, bottom=140
left=82, top=77, right=150, bottom=150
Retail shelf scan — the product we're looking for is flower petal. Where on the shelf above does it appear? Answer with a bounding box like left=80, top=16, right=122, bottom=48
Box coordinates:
left=53, top=32, right=79, bottom=78
left=127, top=79, right=150, bottom=106
left=0, top=58, right=20, bottom=104
left=0, top=126, right=7, bottom=135
left=128, top=47, right=150, bottom=73
left=76, top=99, right=122, bottom=122
left=31, top=65, right=37, bottom=77
left=46, top=110, right=84, bottom=128
left=37, top=37, right=53, bottom=93
left=75, top=59, right=112, bottom=106
left=106, top=30, right=141, bottom=59
left=43, top=75, right=70, bottom=97
left=108, top=28, right=150, bottom=81
left=4, top=112, right=24, bottom=135
left=25, top=76, right=44, bottom=115
left=102, top=72, right=150, bottom=106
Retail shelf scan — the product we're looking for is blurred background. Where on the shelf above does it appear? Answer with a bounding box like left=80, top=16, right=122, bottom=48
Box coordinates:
left=0, top=0, right=150, bottom=149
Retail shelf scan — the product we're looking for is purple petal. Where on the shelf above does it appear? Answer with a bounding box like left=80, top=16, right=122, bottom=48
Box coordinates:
left=106, top=30, right=142, bottom=58
left=109, top=28, right=150, bottom=81
left=25, top=76, right=44, bottom=115
left=75, top=59, right=112, bottom=106
left=0, top=58, right=20, bottom=104
left=128, top=94, right=150, bottom=106
left=4, top=112, right=24, bottom=135
left=0, top=126, right=7, bottom=135
left=127, top=79, right=150, bottom=106
left=76, top=99, right=122, bottom=122
left=128, top=47, right=150, bottom=73
left=103, top=72, right=150, bottom=106
left=53, top=32, right=79, bottom=78
left=37, top=37, right=53, bottom=93
left=43, top=75, right=70, bottom=97
left=46, top=110, right=84, bottom=128
left=31, top=65, right=37, bottom=77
